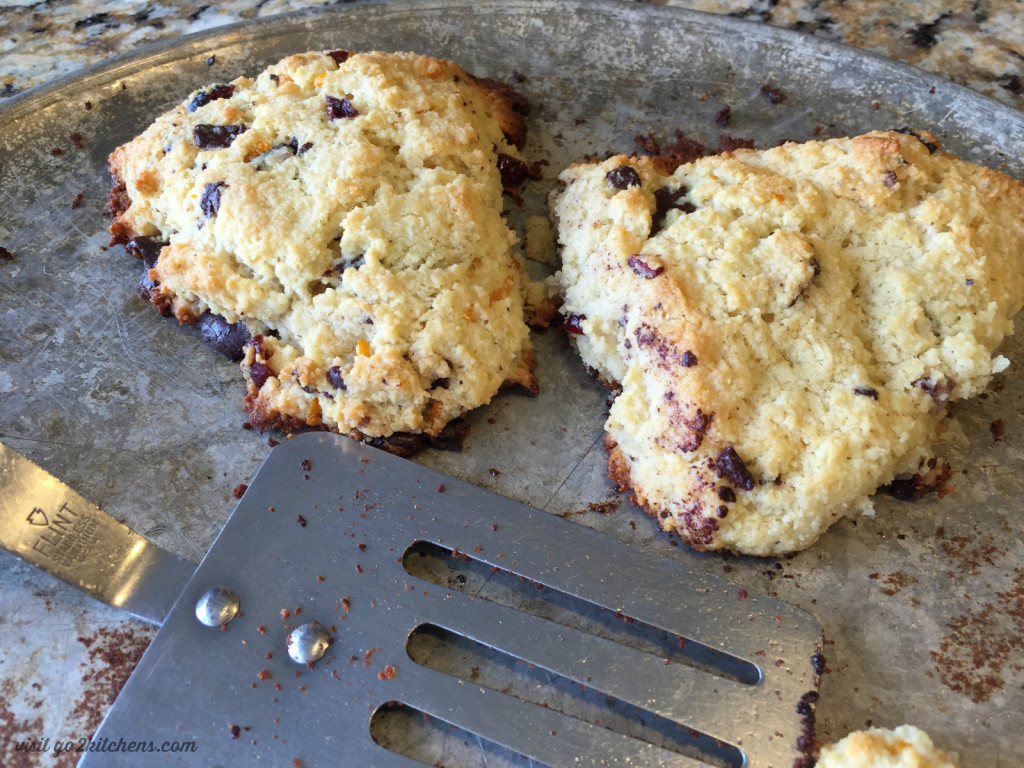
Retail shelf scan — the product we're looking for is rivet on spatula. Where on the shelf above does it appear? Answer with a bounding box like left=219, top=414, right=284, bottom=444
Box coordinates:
left=194, top=586, right=240, bottom=627
left=287, top=622, right=332, bottom=664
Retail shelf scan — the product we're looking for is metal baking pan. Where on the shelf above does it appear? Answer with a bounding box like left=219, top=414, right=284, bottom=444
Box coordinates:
left=1, top=1, right=1022, bottom=765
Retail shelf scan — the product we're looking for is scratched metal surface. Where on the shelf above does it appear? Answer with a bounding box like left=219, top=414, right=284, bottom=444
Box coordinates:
left=0, top=1, right=1022, bottom=766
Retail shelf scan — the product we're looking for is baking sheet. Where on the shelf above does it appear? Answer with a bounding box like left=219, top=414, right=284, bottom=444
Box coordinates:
left=0, top=0, right=1022, bottom=765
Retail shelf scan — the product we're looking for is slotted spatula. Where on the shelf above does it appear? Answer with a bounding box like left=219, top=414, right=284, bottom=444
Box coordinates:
left=1, top=433, right=822, bottom=767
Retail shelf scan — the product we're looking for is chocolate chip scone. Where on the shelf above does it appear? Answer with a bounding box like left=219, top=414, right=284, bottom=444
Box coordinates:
left=108, top=50, right=541, bottom=452
left=552, top=130, right=1024, bottom=555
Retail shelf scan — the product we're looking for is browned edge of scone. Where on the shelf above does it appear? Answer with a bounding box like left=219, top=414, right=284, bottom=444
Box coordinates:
left=106, top=51, right=542, bottom=458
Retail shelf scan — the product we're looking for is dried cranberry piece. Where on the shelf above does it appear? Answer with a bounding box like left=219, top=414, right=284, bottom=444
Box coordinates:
left=187, top=84, right=235, bottom=113
left=326, top=366, right=347, bottom=390
left=200, top=181, right=227, bottom=217
left=199, top=311, right=251, bottom=361
left=249, top=362, right=271, bottom=389
left=326, top=96, right=359, bottom=120
left=605, top=165, right=641, bottom=190
left=714, top=446, right=755, bottom=491
left=564, top=314, right=586, bottom=335
left=193, top=123, right=247, bottom=149
left=125, top=236, right=167, bottom=268
left=497, top=153, right=529, bottom=188
left=627, top=253, right=664, bottom=279
left=327, top=50, right=351, bottom=64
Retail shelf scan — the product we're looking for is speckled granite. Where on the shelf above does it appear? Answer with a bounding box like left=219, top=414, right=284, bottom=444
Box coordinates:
left=2, top=0, right=1023, bottom=111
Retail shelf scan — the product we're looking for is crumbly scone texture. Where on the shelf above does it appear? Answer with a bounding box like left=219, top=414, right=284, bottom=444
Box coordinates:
left=108, top=50, right=538, bottom=442
left=817, top=725, right=960, bottom=768
left=552, top=130, right=1024, bottom=555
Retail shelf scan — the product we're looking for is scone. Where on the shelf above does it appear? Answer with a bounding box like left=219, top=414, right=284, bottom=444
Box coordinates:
left=817, top=725, right=959, bottom=768
left=552, top=130, right=1024, bottom=555
left=108, top=50, right=540, bottom=452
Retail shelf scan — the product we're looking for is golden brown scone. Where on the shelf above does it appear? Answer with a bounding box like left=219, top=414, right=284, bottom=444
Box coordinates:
left=108, top=50, right=543, bottom=450
left=552, top=130, right=1024, bottom=555
left=817, top=725, right=960, bottom=768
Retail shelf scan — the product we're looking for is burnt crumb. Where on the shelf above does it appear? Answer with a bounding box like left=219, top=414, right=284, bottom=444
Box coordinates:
left=69, top=132, right=85, bottom=149
left=228, top=724, right=241, bottom=739
left=606, top=165, right=641, bottom=190
left=717, top=134, right=755, bottom=153
left=627, top=253, right=664, bottom=279
left=714, top=446, right=755, bottom=491
left=366, top=420, right=470, bottom=458
left=187, top=83, right=235, bottom=113
left=71, top=192, right=84, bottom=209
left=326, top=95, right=359, bottom=120
left=635, top=130, right=707, bottom=174
left=713, top=106, right=731, bottom=128
left=0, top=246, right=14, bottom=263
left=759, top=83, right=785, bottom=104
left=990, top=419, right=1005, bottom=440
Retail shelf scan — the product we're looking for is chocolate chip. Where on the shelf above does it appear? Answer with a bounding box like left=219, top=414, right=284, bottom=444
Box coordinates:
left=714, top=446, right=755, bottom=491
left=200, top=181, right=227, bottom=217
left=193, top=123, right=246, bottom=149
left=125, top=236, right=167, bottom=268
left=326, top=96, right=359, bottom=120
left=627, top=254, right=664, bottom=279
left=681, top=351, right=698, bottom=367
left=717, top=486, right=737, bottom=503
left=431, top=377, right=450, bottom=390
left=199, top=311, right=251, bottom=360
left=187, top=84, right=235, bottom=113
left=326, top=366, right=347, bottom=390
left=714, top=106, right=731, bottom=128
left=497, top=153, right=529, bottom=188
left=652, top=187, right=696, bottom=235
left=883, top=169, right=898, bottom=187
left=854, top=385, right=878, bottom=399
left=605, top=165, right=641, bottom=190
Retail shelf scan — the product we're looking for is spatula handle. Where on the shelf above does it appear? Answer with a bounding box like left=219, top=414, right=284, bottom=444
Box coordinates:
left=0, top=442, right=195, bottom=625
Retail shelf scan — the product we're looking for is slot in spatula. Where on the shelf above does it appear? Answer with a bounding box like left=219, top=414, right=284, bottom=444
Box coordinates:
left=1, top=433, right=822, bottom=767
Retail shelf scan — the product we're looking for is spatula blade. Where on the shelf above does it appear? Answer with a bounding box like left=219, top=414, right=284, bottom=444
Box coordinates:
left=80, top=432, right=822, bottom=768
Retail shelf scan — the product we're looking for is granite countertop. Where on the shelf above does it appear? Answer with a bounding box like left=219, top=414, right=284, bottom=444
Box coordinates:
left=2, top=0, right=1023, bottom=111
left=1, top=1, right=1023, bottom=767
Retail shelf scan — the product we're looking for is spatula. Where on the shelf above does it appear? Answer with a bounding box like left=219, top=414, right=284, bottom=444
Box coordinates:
left=0, top=433, right=822, bottom=767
